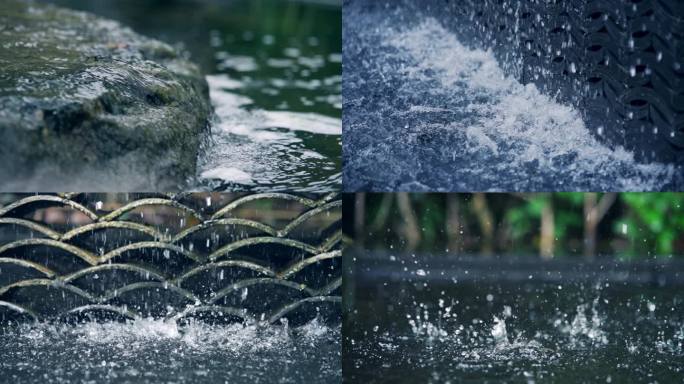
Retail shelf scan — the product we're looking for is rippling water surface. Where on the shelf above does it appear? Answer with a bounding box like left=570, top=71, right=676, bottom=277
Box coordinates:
left=197, top=0, right=341, bottom=192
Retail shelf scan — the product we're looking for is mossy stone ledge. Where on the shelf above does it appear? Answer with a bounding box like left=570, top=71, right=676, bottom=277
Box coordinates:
left=0, top=0, right=212, bottom=190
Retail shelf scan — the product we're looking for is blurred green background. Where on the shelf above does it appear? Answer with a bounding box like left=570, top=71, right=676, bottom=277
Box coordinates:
left=344, top=193, right=684, bottom=260
left=41, top=0, right=342, bottom=116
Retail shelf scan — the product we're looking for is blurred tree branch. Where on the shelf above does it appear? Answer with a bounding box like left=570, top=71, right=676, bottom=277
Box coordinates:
left=354, top=193, right=366, bottom=242
left=472, top=193, right=494, bottom=256
left=584, top=193, right=617, bottom=258
left=540, top=196, right=554, bottom=259
left=396, top=193, right=420, bottom=251
left=370, top=194, right=394, bottom=232
left=446, top=194, right=461, bottom=253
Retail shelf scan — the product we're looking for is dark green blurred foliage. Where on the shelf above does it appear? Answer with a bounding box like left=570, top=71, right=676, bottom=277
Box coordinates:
left=617, top=193, right=684, bottom=258
left=349, top=193, right=684, bottom=259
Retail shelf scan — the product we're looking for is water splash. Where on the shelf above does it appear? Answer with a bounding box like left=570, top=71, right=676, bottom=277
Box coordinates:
left=343, top=12, right=681, bottom=191
left=490, top=315, right=508, bottom=345
left=555, top=297, right=608, bottom=347
left=407, top=305, right=449, bottom=340
left=656, top=325, right=684, bottom=356
left=1, top=318, right=340, bottom=383
left=406, top=303, right=556, bottom=365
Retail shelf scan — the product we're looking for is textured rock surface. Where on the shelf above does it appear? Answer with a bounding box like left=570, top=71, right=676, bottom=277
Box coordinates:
left=0, top=0, right=211, bottom=190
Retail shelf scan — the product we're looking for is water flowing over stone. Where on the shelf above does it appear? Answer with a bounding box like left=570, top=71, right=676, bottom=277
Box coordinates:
left=0, top=0, right=212, bottom=190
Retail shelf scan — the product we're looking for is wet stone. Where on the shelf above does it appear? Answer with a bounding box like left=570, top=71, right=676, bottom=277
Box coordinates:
left=0, top=0, right=212, bottom=190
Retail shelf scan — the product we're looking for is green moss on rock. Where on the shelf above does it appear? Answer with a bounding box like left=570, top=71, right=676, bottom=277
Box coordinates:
left=0, top=0, right=212, bottom=190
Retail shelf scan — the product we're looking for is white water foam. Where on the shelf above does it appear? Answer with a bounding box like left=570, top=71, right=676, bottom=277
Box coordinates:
left=200, top=166, right=253, bottom=185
